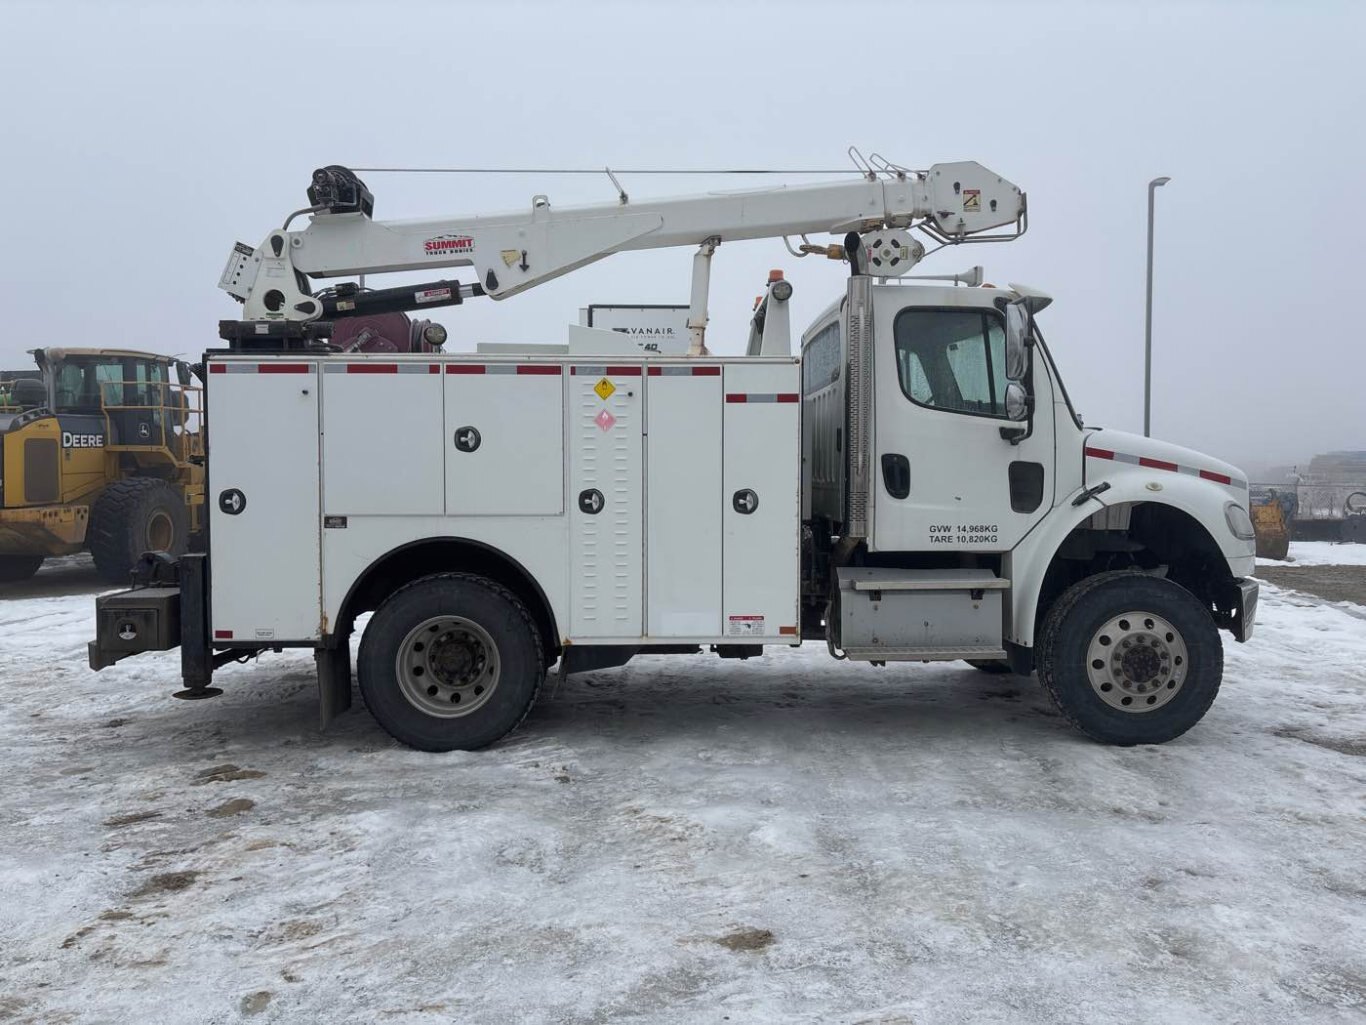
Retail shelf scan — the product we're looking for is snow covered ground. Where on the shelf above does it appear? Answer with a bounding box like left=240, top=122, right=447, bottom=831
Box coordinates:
left=2, top=564, right=1365, bottom=1024
left=1259, top=540, right=1366, bottom=568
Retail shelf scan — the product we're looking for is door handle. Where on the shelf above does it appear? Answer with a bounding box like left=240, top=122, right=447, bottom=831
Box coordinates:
left=881, top=453, right=910, bottom=499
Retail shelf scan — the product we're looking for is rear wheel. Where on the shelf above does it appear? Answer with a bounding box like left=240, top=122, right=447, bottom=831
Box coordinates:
left=88, top=478, right=190, bottom=583
left=0, top=554, right=44, bottom=582
left=357, top=573, right=544, bottom=751
left=1037, top=571, right=1222, bottom=745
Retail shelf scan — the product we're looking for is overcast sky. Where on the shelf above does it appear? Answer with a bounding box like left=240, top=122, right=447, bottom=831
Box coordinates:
left=4, top=0, right=1362, bottom=473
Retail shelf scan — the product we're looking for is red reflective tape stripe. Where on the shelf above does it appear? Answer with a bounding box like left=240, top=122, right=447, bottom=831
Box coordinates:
left=209, top=364, right=226, bottom=374
left=779, top=625, right=798, bottom=636
left=647, top=367, right=662, bottom=376
left=1200, top=469, right=1233, bottom=485
left=213, top=630, right=233, bottom=639
left=1084, top=447, right=1115, bottom=460
left=605, top=366, right=642, bottom=376
left=692, top=366, right=721, bottom=376
left=258, top=363, right=311, bottom=374
left=776, top=393, right=799, bottom=403
left=1139, top=456, right=1179, bottom=472
left=516, top=365, right=562, bottom=375
left=726, top=394, right=748, bottom=403
left=429, top=364, right=440, bottom=374
left=446, top=365, right=485, bottom=374
left=346, top=364, right=397, bottom=373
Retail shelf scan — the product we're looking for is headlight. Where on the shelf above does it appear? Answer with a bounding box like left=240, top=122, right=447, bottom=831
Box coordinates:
left=1224, top=501, right=1255, bottom=541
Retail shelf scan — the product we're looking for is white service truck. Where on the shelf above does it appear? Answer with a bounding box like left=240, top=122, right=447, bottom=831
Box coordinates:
left=89, top=159, right=1259, bottom=751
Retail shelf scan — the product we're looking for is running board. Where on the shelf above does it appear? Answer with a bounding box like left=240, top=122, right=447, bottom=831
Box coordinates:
left=842, top=645, right=1008, bottom=663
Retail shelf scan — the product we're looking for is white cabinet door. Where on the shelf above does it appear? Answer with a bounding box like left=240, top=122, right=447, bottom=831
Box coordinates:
left=207, top=360, right=321, bottom=642
left=721, top=363, right=801, bottom=641
left=646, top=366, right=722, bottom=638
left=322, top=361, right=445, bottom=516
left=445, top=364, right=564, bottom=516
left=568, top=364, right=643, bottom=639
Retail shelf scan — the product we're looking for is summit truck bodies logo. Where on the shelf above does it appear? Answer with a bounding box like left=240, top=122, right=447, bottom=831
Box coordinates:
left=424, top=234, right=475, bottom=257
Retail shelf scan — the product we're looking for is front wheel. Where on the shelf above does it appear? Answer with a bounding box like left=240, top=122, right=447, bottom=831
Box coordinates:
left=357, top=573, right=544, bottom=751
left=1037, top=572, right=1223, bottom=745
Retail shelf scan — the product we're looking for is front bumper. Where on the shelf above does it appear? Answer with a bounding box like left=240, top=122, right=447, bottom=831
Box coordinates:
left=1232, top=577, right=1258, bottom=643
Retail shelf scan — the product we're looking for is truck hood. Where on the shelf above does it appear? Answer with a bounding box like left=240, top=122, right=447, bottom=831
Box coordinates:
left=1083, top=428, right=1248, bottom=491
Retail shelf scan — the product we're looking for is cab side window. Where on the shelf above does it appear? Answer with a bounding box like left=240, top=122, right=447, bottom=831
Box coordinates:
left=893, top=309, right=1009, bottom=418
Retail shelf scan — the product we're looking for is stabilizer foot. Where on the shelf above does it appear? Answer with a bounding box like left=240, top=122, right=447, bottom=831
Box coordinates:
left=172, top=687, right=224, bottom=700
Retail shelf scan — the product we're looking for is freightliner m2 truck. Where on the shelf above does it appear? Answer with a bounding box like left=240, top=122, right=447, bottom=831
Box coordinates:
left=89, top=160, right=1259, bottom=750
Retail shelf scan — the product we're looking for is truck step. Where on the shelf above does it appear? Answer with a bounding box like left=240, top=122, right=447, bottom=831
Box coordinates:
left=841, top=645, right=1008, bottom=663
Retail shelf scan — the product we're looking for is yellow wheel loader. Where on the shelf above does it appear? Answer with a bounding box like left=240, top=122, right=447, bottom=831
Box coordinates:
left=0, top=349, right=204, bottom=583
left=1248, top=487, right=1292, bottom=561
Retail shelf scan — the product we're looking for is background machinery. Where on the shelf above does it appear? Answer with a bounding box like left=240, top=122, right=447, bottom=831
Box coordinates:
left=0, top=348, right=204, bottom=582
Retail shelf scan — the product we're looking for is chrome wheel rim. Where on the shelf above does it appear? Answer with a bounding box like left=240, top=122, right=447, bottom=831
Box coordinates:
left=1085, top=611, right=1188, bottom=713
left=395, top=616, right=500, bottom=718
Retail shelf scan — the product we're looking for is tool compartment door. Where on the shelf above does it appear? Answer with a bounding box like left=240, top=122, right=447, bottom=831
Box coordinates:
left=445, top=365, right=564, bottom=516
left=646, top=365, right=722, bottom=637
left=321, top=361, right=445, bottom=515
left=207, top=361, right=321, bottom=641
left=722, top=363, right=801, bottom=640
left=569, top=364, right=643, bottom=639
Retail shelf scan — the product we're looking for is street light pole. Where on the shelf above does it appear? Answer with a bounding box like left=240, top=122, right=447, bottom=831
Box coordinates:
left=1144, top=175, right=1171, bottom=438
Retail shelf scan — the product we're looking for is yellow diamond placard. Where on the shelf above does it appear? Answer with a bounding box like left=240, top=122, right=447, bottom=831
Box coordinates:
left=594, top=377, right=616, bottom=400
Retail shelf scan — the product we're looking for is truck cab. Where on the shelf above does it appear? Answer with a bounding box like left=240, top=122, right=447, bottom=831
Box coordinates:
left=801, top=278, right=1256, bottom=736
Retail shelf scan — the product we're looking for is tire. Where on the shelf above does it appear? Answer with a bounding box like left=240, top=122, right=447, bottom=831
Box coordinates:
left=1037, top=571, right=1222, bottom=745
left=88, top=479, right=190, bottom=583
left=0, top=554, right=44, bottom=582
left=964, top=659, right=1014, bottom=674
left=357, top=573, right=544, bottom=751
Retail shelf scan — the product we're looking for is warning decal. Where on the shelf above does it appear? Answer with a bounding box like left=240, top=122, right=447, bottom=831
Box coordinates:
left=594, top=377, right=616, bottom=400
left=727, top=615, right=765, bottom=637
left=594, top=409, right=616, bottom=432
left=963, top=189, right=981, bottom=212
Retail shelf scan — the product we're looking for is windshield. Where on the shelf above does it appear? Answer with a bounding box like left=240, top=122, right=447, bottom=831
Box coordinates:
left=52, top=358, right=169, bottom=413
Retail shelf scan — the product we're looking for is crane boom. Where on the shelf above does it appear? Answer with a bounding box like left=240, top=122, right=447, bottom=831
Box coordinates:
left=219, top=160, right=1025, bottom=342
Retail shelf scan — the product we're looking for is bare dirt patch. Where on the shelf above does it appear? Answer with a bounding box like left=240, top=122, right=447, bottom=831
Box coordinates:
left=193, top=764, right=266, bottom=785
left=104, top=810, right=161, bottom=828
left=1257, top=564, right=1366, bottom=606
left=129, top=871, right=199, bottom=898
left=207, top=798, right=255, bottom=818
left=715, top=927, right=774, bottom=952
left=1273, top=727, right=1366, bottom=757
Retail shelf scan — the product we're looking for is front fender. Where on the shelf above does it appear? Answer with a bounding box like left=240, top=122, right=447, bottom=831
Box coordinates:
left=1006, top=474, right=1254, bottom=647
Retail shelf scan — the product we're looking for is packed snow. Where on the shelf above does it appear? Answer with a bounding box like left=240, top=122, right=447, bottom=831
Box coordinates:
left=1258, top=540, right=1366, bottom=568
left=1, top=560, right=1365, bottom=1024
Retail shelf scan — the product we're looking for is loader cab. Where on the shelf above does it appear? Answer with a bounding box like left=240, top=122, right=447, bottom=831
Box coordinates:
left=802, top=281, right=1081, bottom=556
left=35, top=349, right=190, bottom=450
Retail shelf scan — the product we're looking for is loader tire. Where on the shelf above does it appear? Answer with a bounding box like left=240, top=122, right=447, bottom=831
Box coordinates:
left=0, top=554, right=44, bottom=582
left=88, top=479, right=190, bottom=583
left=1037, top=571, right=1222, bottom=746
left=357, top=573, right=544, bottom=752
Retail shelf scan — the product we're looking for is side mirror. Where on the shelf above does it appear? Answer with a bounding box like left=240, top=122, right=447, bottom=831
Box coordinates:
left=1004, top=380, right=1030, bottom=421
left=1004, top=302, right=1029, bottom=382
left=176, top=361, right=192, bottom=387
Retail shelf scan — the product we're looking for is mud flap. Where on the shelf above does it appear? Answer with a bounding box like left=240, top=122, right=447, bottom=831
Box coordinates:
left=316, top=631, right=353, bottom=729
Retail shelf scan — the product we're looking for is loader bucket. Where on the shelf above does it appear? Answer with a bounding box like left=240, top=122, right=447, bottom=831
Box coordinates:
left=1251, top=501, right=1290, bottom=561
